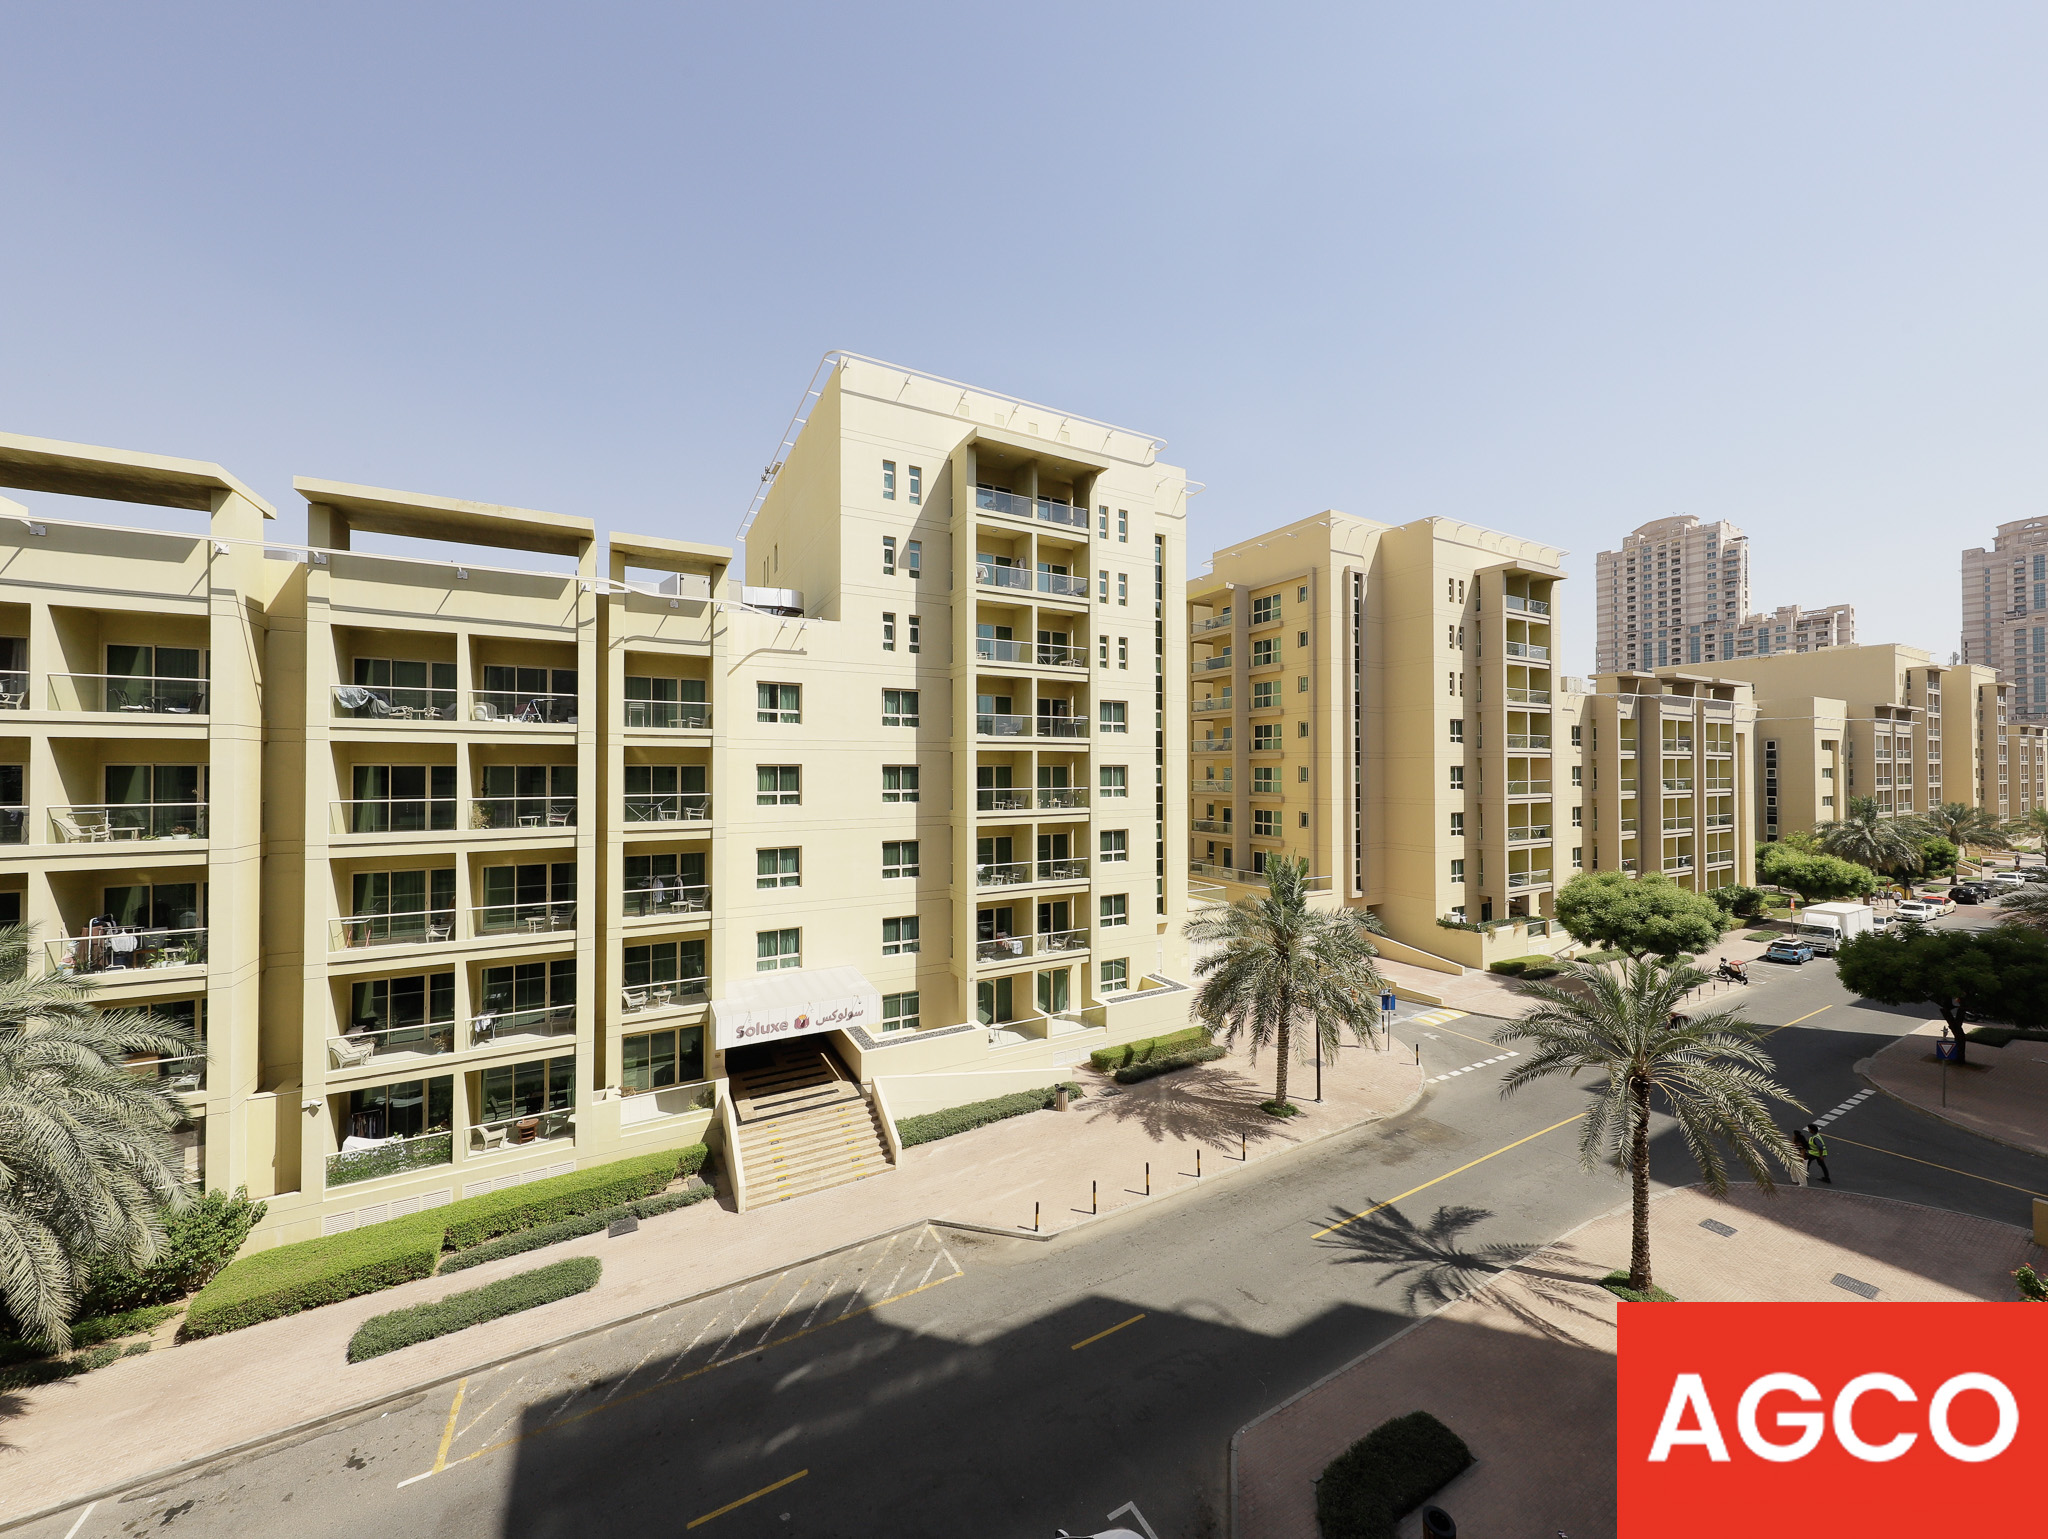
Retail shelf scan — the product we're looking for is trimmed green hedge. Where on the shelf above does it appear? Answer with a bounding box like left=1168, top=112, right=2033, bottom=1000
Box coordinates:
left=439, top=1184, right=713, bottom=1274
left=1316, top=1411, right=1473, bottom=1539
left=1575, top=949, right=1626, bottom=965
left=897, top=1084, right=1082, bottom=1148
left=441, top=1147, right=702, bottom=1249
left=1487, top=955, right=1555, bottom=976
left=1089, top=1027, right=1210, bottom=1073
left=1112, top=1043, right=1227, bottom=1084
left=1967, top=1027, right=2048, bottom=1048
left=347, top=1256, right=601, bottom=1363
left=183, top=1144, right=706, bottom=1339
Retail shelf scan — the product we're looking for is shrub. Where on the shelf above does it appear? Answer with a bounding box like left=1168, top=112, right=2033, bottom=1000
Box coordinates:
left=1601, top=1270, right=1680, bottom=1303
left=2014, top=1264, right=2048, bottom=1302
left=438, top=1184, right=714, bottom=1274
left=1744, top=930, right=1781, bottom=942
left=0, top=1342, right=127, bottom=1393
left=1111, top=1044, right=1227, bottom=1084
left=327, top=1132, right=456, bottom=1188
left=1518, top=962, right=1563, bottom=981
left=1574, top=949, right=1625, bottom=966
left=1089, top=1027, right=1211, bottom=1074
left=1315, top=1411, right=1474, bottom=1539
left=346, top=1256, right=601, bottom=1363
left=69, top=1304, right=178, bottom=1348
left=182, top=1212, right=447, bottom=1340
left=440, top=1147, right=702, bottom=1249
left=1488, top=959, right=1527, bottom=976
left=897, top=1084, right=1082, bottom=1148
left=80, top=1187, right=269, bottom=1316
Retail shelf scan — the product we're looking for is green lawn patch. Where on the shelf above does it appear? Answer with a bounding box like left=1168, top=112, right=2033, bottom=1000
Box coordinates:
left=1089, top=1027, right=1211, bottom=1073
left=1744, top=930, right=1781, bottom=943
left=896, top=1084, right=1082, bottom=1148
left=1315, top=1410, right=1474, bottom=1539
left=346, top=1256, right=601, bottom=1363
left=1260, top=1099, right=1302, bottom=1118
left=1601, top=1269, right=1680, bottom=1303
left=69, top=1303, right=178, bottom=1348
left=1112, top=1044, right=1227, bottom=1084
left=438, top=1183, right=713, bottom=1274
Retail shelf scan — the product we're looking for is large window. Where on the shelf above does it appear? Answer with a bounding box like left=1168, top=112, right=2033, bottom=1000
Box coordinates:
left=345, top=764, right=449, bottom=834
left=478, top=665, right=576, bottom=723
left=349, top=972, right=454, bottom=1048
left=347, top=868, right=454, bottom=943
left=757, top=683, right=801, bottom=724
left=757, top=928, right=801, bottom=972
left=478, top=959, right=576, bottom=1034
left=1251, top=594, right=1281, bottom=625
left=622, top=1027, right=704, bottom=1093
left=757, top=847, right=801, bottom=889
left=479, top=862, right=574, bottom=931
left=478, top=1055, right=576, bottom=1125
left=622, top=937, right=707, bottom=993
left=882, top=916, right=919, bottom=955
left=882, top=840, right=919, bottom=878
left=883, top=765, right=919, bottom=803
left=883, top=689, right=919, bottom=727
left=756, top=765, right=801, bottom=806
left=624, top=851, right=706, bottom=915
left=102, top=879, right=203, bottom=937
left=976, top=975, right=1014, bottom=1025
left=624, top=763, right=705, bottom=821
left=624, top=675, right=706, bottom=729
left=343, top=1075, right=452, bottom=1141
left=882, top=992, right=919, bottom=1032
left=347, top=657, right=452, bottom=718
left=479, top=764, right=577, bottom=827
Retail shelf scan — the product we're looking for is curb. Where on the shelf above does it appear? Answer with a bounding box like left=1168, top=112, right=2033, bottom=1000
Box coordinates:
left=0, top=1060, right=1428, bottom=1532
left=1854, top=1045, right=2048, bottom=1164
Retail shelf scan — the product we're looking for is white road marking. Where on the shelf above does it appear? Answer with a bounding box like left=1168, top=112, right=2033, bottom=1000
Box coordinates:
left=61, top=1502, right=96, bottom=1539
left=1813, top=1088, right=1878, bottom=1127
left=1427, top=1051, right=1520, bottom=1084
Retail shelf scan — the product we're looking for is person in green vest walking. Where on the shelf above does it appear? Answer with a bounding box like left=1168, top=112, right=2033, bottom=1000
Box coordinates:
left=1794, top=1122, right=1832, bottom=1184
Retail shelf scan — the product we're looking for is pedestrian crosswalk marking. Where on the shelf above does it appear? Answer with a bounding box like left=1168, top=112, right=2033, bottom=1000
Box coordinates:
left=1407, top=1007, right=1469, bottom=1028
left=1813, top=1088, right=1877, bottom=1127
left=1427, top=1051, right=1520, bottom=1084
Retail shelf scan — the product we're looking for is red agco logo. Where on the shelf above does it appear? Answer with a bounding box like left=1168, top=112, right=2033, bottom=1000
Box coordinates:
left=1620, top=1304, right=2040, bottom=1534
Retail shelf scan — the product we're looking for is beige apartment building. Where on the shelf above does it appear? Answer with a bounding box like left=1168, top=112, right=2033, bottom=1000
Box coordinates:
left=1962, top=515, right=2048, bottom=725
left=0, top=357, right=1195, bottom=1247
left=1188, top=512, right=1572, bottom=974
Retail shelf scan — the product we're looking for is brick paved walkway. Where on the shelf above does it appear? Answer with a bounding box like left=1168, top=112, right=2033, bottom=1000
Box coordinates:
left=1866, top=1018, right=2048, bottom=1158
left=1232, top=1184, right=2039, bottom=1539
left=0, top=1037, right=1419, bottom=1523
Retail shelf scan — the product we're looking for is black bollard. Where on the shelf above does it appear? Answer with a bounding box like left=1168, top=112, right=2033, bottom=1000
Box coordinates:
left=1421, top=1507, right=1456, bottom=1538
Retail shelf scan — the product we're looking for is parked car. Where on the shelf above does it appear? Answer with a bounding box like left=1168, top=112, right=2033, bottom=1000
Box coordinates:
left=1983, top=872, right=2027, bottom=889
left=1871, top=913, right=1901, bottom=932
left=1763, top=939, right=1816, bottom=964
left=1897, top=899, right=1950, bottom=922
left=1948, top=887, right=1984, bottom=905
left=2018, top=869, right=2048, bottom=884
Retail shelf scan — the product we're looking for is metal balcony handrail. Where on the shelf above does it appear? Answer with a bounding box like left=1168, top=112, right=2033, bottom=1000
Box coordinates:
left=1037, top=716, right=1088, bottom=738
left=1618, top=818, right=1638, bottom=833
left=1191, top=613, right=1233, bottom=635
left=975, top=561, right=1033, bottom=591
left=1503, top=595, right=1551, bottom=615
left=622, top=794, right=710, bottom=824
left=128, top=1050, right=206, bottom=1092
left=1037, top=858, right=1087, bottom=881
left=622, top=884, right=710, bottom=917
left=330, top=1017, right=457, bottom=1062
left=1037, top=928, right=1089, bottom=954
left=976, top=934, right=1033, bottom=961
left=470, top=690, right=577, bottom=725
left=331, top=910, right=456, bottom=950
left=329, top=798, right=456, bottom=836
left=472, top=796, right=580, bottom=830
left=50, top=926, right=209, bottom=975
left=1038, top=571, right=1089, bottom=598
left=1037, top=787, right=1087, bottom=809
left=623, top=701, right=710, bottom=730
left=52, top=802, right=210, bottom=842
left=468, top=1003, right=577, bottom=1043
left=978, top=713, right=1033, bottom=737
left=473, top=899, right=578, bottom=935
left=976, top=789, right=1032, bottom=812
left=330, top=684, right=458, bottom=721
left=51, top=673, right=209, bottom=715
left=620, top=977, right=710, bottom=1012
left=977, top=861, right=1033, bottom=887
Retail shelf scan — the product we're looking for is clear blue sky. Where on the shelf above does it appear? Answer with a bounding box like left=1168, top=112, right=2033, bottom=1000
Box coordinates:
left=6, top=3, right=2045, bottom=676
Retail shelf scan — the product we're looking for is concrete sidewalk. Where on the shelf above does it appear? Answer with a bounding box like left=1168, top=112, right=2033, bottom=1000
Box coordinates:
left=0, top=1037, right=1420, bottom=1524
left=1866, top=1018, right=2048, bottom=1158
left=1231, top=1184, right=2040, bottom=1539
left=1376, top=927, right=1787, bottom=1020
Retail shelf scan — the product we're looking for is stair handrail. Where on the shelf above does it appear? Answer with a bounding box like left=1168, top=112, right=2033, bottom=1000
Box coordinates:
left=868, top=1078, right=904, bottom=1167
left=717, top=1084, right=751, bottom=1214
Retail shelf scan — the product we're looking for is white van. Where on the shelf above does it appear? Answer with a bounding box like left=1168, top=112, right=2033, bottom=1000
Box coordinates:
left=1793, top=902, right=1876, bottom=955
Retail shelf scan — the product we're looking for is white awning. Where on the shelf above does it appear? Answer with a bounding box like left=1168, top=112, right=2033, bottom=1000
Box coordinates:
left=711, top=965, right=881, bottom=1052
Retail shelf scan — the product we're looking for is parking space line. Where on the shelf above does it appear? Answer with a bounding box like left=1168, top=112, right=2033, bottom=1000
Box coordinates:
left=432, top=1377, right=467, bottom=1472
left=686, top=1469, right=807, bottom=1529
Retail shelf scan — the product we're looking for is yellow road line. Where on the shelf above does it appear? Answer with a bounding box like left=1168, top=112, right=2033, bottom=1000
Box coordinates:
left=1421, top=1019, right=1501, bottom=1049
left=440, top=1266, right=962, bottom=1473
left=1070, top=1313, right=1146, bottom=1351
left=432, top=1377, right=467, bottom=1473
left=687, top=1470, right=808, bottom=1529
left=1826, top=1135, right=2048, bottom=1199
left=1768, top=1005, right=1834, bottom=1033
left=1311, top=1113, right=1588, bottom=1239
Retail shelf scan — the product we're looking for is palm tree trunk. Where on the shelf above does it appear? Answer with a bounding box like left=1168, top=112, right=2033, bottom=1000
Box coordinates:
left=1274, top=1016, right=1291, bottom=1108
left=1629, top=1079, right=1653, bottom=1293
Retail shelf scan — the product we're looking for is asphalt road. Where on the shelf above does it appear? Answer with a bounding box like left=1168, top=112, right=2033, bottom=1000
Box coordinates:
left=18, top=921, right=2043, bottom=1539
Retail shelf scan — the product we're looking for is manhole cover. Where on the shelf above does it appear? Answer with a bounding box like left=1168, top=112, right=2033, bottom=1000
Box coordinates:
left=1699, top=1219, right=1737, bottom=1237
left=1832, top=1273, right=1880, bottom=1300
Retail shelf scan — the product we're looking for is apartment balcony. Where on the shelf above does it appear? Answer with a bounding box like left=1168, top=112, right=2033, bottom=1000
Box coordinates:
left=975, top=562, right=1032, bottom=595
left=474, top=797, right=579, bottom=831
left=1618, top=818, right=1637, bottom=833
left=1038, top=716, right=1088, bottom=740
left=326, top=1130, right=453, bottom=1189
left=1703, top=777, right=1732, bottom=792
left=1504, top=595, right=1551, bottom=616
left=979, top=712, right=1032, bottom=738
left=1663, top=855, right=1696, bottom=872
left=48, top=926, right=208, bottom=977
left=622, top=794, right=710, bottom=827
left=975, top=858, right=1088, bottom=889
left=327, top=1017, right=457, bottom=1069
left=623, top=884, right=710, bottom=918
left=1191, top=613, right=1234, bottom=636
left=471, top=690, right=578, bottom=725
left=329, top=798, right=458, bottom=837
left=470, top=1003, right=577, bottom=1047
left=1194, top=735, right=1233, bottom=752
left=977, top=637, right=1087, bottom=670
left=1508, top=825, right=1552, bottom=844
left=1505, top=687, right=1552, bottom=706
left=976, top=934, right=1035, bottom=963
left=1504, top=735, right=1551, bottom=751
left=974, top=486, right=1089, bottom=530
left=977, top=789, right=1033, bottom=814
left=1705, top=813, right=1734, bottom=829
left=1191, top=697, right=1234, bottom=715
left=51, top=803, right=210, bottom=844
left=1506, top=870, right=1553, bottom=890
left=1504, top=642, right=1551, bottom=661
left=1037, top=786, right=1088, bottom=811
left=621, top=977, right=710, bottom=1015
left=128, top=1050, right=206, bottom=1095
left=1505, top=779, right=1553, bottom=796
left=473, top=899, right=578, bottom=937
left=330, top=910, right=455, bottom=951
left=0, top=672, right=25, bottom=709
left=1662, top=777, right=1695, bottom=793
left=1663, top=737, right=1695, bottom=754
left=1194, top=653, right=1233, bottom=673
left=1191, top=818, right=1232, bottom=834
left=623, top=701, right=710, bottom=730
left=469, top=1109, right=576, bottom=1157
left=50, top=674, right=208, bottom=716
left=329, top=684, right=459, bottom=722
left=0, top=807, right=21, bottom=845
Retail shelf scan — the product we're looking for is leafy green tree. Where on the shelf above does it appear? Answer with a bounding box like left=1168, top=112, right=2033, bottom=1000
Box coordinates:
left=1185, top=856, right=1386, bottom=1113
left=0, top=927, right=195, bottom=1349
left=1553, top=871, right=1725, bottom=960
left=1756, top=844, right=1880, bottom=902
left=1835, top=927, right=2048, bottom=1065
left=1996, top=886, right=2048, bottom=934
left=1708, top=885, right=1766, bottom=921
left=1817, top=797, right=1924, bottom=880
left=1915, top=836, right=1959, bottom=882
left=1922, top=801, right=2016, bottom=864
left=1494, top=959, right=1802, bottom=1294
left=78, top=1187, right=266, bottom=1317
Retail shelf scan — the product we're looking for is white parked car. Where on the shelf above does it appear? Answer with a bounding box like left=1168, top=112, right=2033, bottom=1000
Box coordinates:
left=1897, top=899, right=1949, bottom=922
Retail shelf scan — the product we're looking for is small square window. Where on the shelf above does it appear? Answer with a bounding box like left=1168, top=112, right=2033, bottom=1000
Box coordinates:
left=881, top=990, right=919, bottom=1031
left=756, top=765, right=800, bottom=806
left=1450, top=859, right=1465, bottom=884
left=1099, top=830, right=1129, bottom=862
left=1254, top=809, right=1278, bottom=836
left=757, top=682, right=800, bottom=724
left=883, top=689, right=919, bottom=727
left=757, top=928, right=801, bottom=972
left=882, top=840, right=920, bottom=878
left=1100, top=894, right=1129, bottom=927
left=1099, top=701, right=1128, bottom=733
left=883, top=764, right=919, bottom=802
left=756, top=847, right=801, bottom=889
left=1100, top=959, right=1129, bottom=993
left=882, top=461, right=896, bottom=500
left=882, top=916, right=920, bottom=955
left=1099, top=765, right=1128, bottom=797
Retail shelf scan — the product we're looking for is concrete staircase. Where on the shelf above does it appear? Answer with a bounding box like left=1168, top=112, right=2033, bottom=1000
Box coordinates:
left=728, top=1044, right=894, bottom=1208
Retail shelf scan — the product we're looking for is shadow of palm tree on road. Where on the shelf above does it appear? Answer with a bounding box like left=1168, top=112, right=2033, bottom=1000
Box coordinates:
left=1071, top=1062, right=1307, bottom=1154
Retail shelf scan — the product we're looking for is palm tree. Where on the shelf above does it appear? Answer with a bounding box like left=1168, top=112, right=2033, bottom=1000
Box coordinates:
left=1184, top=856, right=1386, bottom=1113
left=0, top=926, right=195, bottom=1349
left=2014, top=807, right=2048, bottom=867
left=1921, top=801, right=2016, bottom=867
left=1816, top=797, right=1924, bottom=882
left=1996, top=886, right=2048, bottom=934
left=1493, top=958, right=1802, bottom=1294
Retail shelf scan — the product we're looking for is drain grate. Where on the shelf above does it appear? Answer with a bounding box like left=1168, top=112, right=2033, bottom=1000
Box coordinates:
left=1699, top=1219, right=1737, bottom=1237
left=1832, top=1273, right=1881, bottom=1300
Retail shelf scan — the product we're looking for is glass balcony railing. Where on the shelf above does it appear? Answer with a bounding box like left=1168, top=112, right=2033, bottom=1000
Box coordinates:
left=978, top=713, right=1032, bottom=737
left=471, top=797, right=578, bottom=830
left=622, top=795, right=710, bottom=825
left=1663, top=777, right=1695, bottom=792
left=471, top=690, right=578, bottom=724
left=1504, top=735, right=1551, bottom=751
left=1503, top=594, right=1551, bottom=616
left=623, top=701, right=709, bottom=730
left=469, top=1110, right=575, bottom=1154
left=51, top=803, right=210, bottom=842
left=1504, top=641, right=1551, bottom=660
left=1192, top=818, right=1231, bottom=834
left=1509, top=825, right=1552, bottom=843
left=1039, top=571, right=1089, bottom=598
left=622, top=884, right=709, bottom=918
left=1663, top=738, right=1695, bottom=754
left=977, top=789, right=1032, bottom=813
left=1191, top=613, right=1233, bottom=635
left=0, top=806, right=22, bottom=844
left=1706, top=813, right=1734, bottom=828
left=53, top=674, right=208, bottom=714
left=1037, top=716, right=1088, bottom=739
left=975, top=486, right=1088, bottom=528
left=0, top=672, right=25, bottom=709
left=1663, top=818, right=1694, bottom=833
left=976, top=862, right=1033, bottom=888
left=469, top=1004, right=576, bottom=1045
left=327, top=1018, right=456, bottom=1067
left=1506, top=870, right=1552, bottom=889
left=329, top=799, right=457, bottom=836
left=1505, top=688, right=1552, bottom=705
left=473, top=899, right=578, bottom=936
left=1037, top=929, right=1090, bottom=955
left=620, top=977, right=709, bottom=1013
left=1037, top=786, right=1087, bottom=810
left=1195, top=736, right=1232, bottom=752
left=1618, top=818, right=1637, bottom=833
left=1037, top=858, right=1087, bottom=882
left=1506, top=780, right=1553, bottom=795
left=330, top=684, right=458, bottom=721
left=128, top=1050, right=206, bottom=1093
left=975, top=561, right=1033, bottom=592
left=1663, top=855, right=1696, bottom=872
left=330, top=911, right=455, bottom=950
left=327, top=1130, right=453, bottom=1188
left=976, top=934, right=1034, bottom=962
left=974, top=637, right=1087, bottom=668
left=1192, top=697, right=1233, bottom=714
left=49, top=927, right=208, bottom=976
